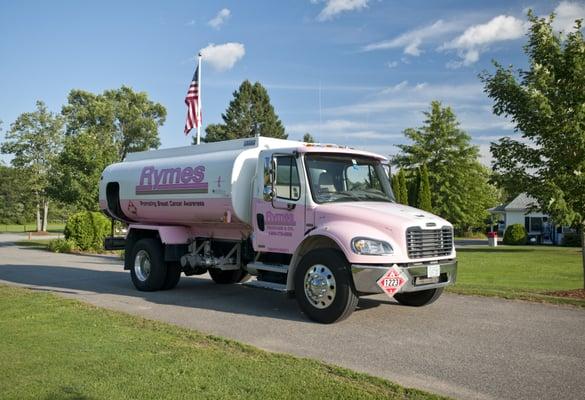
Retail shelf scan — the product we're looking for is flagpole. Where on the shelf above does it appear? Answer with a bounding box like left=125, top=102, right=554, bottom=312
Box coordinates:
left=196, top=52, right=202, bottom=145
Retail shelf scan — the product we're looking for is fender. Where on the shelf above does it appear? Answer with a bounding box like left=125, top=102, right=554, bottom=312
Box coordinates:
left=286, top=221, right=401, bottom=291
left=127, top=224, right=191, bottom=244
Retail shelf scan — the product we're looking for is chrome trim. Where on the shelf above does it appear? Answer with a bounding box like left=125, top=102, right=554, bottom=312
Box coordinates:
left=134, top=249, right=151, bottom=282
left=304, top=264, right=337, bottom=309
left=351, top=260, right=457, bottom=294
left=406, top=226, right=454, bottom=259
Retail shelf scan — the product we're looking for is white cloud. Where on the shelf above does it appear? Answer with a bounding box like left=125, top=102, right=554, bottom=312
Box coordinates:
left=208, top=8, right=231, bottom=29
left=200, top=42, right=245, bottom=71
left=287, top=119, right=401, bottom=139
left=386, top=60, right=398, bottom=68
left=440, top=15, right=526, bottom=66
left=284, top=81, right=513, bottom=163
left=363, top=20, right=460, bottom=56
left=380, top=80, right=409, bottom=93
left=476, top=143, right=493, bottom=166
left=328, top=81, right=485, bottom=116
left=315, top=0, right=368, bottom=21
left=552, top=1, right=585, bottom=34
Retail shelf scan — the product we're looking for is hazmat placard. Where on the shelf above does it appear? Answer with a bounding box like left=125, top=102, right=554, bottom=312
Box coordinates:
left=376, top=265, right=407, bottom=298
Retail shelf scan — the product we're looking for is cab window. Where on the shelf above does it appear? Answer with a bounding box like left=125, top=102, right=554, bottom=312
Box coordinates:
left=275, top=155, right=301, bottom=201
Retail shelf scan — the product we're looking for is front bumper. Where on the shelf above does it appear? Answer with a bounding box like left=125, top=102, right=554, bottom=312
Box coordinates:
left=351, top=259, right=457, bottom=294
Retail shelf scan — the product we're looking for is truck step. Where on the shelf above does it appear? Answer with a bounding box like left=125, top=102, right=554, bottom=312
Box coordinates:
left=245, top=262, right=288, bottom=274
left=242, top=279, right=288, bottom=293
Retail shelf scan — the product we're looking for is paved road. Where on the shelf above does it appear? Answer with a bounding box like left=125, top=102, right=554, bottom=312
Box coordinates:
left=0, top=235, right=583, bottom=400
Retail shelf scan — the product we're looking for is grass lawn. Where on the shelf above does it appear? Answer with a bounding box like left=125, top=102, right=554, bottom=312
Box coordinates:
left=451, top=245, right=585, bottom=306
left=0, top=223, right=65, bottom=233
left=0, top=285, right=446, bottom=400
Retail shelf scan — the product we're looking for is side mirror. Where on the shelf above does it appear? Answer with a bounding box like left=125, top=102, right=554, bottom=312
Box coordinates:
left=270, top=157, right=277, bottom=184
left=263, top=185, right=275, bottom=201
left=263, top=156, right=277, bottom=201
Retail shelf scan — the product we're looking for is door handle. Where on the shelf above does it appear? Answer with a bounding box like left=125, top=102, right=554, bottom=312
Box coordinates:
left=256, top=213, right=265, bottom=231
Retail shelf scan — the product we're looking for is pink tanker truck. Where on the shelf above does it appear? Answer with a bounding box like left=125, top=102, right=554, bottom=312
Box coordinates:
left=99, top=136, right=457, bottom=323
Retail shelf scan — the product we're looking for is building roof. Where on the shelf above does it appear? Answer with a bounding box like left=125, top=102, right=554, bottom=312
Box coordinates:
left=505, top=193, right=540, bottom=211
left=488, top=193, right=540, bottom=214
left=487, top=204, right=506, bottom=213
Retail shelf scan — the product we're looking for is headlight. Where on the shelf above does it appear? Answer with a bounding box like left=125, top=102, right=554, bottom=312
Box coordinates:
left=351, top=237, right=393, bottom=255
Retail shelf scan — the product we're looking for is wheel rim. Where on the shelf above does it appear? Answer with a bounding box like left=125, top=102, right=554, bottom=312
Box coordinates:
left=304, top=264, right=336, bottom=309
left=134, top=250, right=151, bottom=282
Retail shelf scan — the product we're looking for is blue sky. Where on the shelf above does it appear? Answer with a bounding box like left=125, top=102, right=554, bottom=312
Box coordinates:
left=1, top=0, right=584, bottom=164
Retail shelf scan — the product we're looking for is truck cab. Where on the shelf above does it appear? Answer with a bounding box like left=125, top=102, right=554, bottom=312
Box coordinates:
left=100, top=137, right=456, bottom=323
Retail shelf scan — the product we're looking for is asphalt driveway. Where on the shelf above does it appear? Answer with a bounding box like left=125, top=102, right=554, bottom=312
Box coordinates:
left=0, top=235, right=583, bottom=400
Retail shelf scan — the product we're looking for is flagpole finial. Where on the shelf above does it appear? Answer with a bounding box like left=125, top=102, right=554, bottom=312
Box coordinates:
left=198, top=52, right=202, bottom=57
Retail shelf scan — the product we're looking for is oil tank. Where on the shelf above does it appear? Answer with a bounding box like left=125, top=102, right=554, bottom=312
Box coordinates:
left=99, top=137, right=293, bottom=226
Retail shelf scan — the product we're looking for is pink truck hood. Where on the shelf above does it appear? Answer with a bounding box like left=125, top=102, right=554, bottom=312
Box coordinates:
left=315, top=202, right=451, bottom=229
left=313, top=201, right=454, bottom=263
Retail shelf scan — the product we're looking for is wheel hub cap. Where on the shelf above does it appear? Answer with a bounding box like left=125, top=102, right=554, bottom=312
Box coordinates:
left=304, top=264, right=336, bottom=309
left=134, top=250, right=151, bottom=282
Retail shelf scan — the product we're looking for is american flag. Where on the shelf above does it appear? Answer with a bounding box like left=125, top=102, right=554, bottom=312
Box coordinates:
left=184, top=65, right=200, bottom=135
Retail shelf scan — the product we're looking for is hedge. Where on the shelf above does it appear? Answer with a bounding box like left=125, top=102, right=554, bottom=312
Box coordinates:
left=503, top=224, right=527, bottom=245
left=64, top=211, right=110, bottom=252
left=561, top=232, right=581, bottom=247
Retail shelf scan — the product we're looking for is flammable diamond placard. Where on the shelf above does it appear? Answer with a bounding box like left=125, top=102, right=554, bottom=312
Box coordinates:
left=376, top=265, right=408, bottom=298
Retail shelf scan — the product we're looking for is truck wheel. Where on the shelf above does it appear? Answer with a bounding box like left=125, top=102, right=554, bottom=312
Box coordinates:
left=208, top=269, right=250, bottom=284
left=394, top=288, right=444, bottom=307
left=294, top=249, right=358, bottom=324
left=130, top=239, right=167, bottom=291
left=161, top=262, right=182, bottom=290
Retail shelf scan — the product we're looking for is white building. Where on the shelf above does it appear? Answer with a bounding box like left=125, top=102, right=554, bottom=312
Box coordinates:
left=488, top=193, right=571, bottom=245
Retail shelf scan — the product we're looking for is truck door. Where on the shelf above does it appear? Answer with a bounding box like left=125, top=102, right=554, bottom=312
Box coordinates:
left=252, top=151, right=306, bottom=253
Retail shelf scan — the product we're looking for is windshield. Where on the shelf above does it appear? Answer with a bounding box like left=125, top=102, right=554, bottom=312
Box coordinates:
left=305, top=153, right=395, bottom=204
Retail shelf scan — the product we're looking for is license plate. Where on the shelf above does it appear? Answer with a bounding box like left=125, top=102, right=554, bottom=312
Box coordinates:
left=427, top=264, right=440, bottom=278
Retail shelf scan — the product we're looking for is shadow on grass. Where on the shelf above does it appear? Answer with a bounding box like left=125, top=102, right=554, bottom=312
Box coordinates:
left=43, top=387, right=95, bottom=400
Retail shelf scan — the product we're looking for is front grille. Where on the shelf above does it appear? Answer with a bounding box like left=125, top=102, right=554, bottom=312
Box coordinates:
left=406, top=226, right=453, bottom=259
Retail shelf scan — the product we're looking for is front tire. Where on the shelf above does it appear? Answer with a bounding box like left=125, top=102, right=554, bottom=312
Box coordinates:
left=130, top=238, right=167, bottom=291
left=208, top=268, right=249, bottom=284
left=394, top=287, right=444, bottom=307
left=294, top=249, right=358, bottom=324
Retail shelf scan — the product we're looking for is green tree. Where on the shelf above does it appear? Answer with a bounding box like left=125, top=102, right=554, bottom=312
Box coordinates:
left=1, top=101, right=63, bottom=231
left=50, top=131, right=118, bottom=210
left=62, top=86, right=166, bottom=159
left=0, top=165, right=35, bottom=224
left=303, top=133, right=315, bottom=143
left=202, top=80, right=287, bottom=143
left=481, top=11, right=585, bottom=287
left=391, top=169, right=408, bottom=205
left=406, top=170, right=419, bottom=207
left=417, top=164, right=432, bottom=212
left=52, top=87, right=165, bottom=209
left=394, top=101, right=497, bottom=231
left=391, top=174, right=400, bottom=202
left=397, top=170, right=408, bottom=205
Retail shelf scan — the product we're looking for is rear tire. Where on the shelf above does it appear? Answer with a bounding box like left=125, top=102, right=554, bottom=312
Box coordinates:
left=294, top=249, right=358, bottom=324
left=130, top=239, right=167, bottom=292
left=208, top=268, right=249, bottom=284
left=394, top=287, right=444, bottom=307
left=161, top=262, right=182, bottom=290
